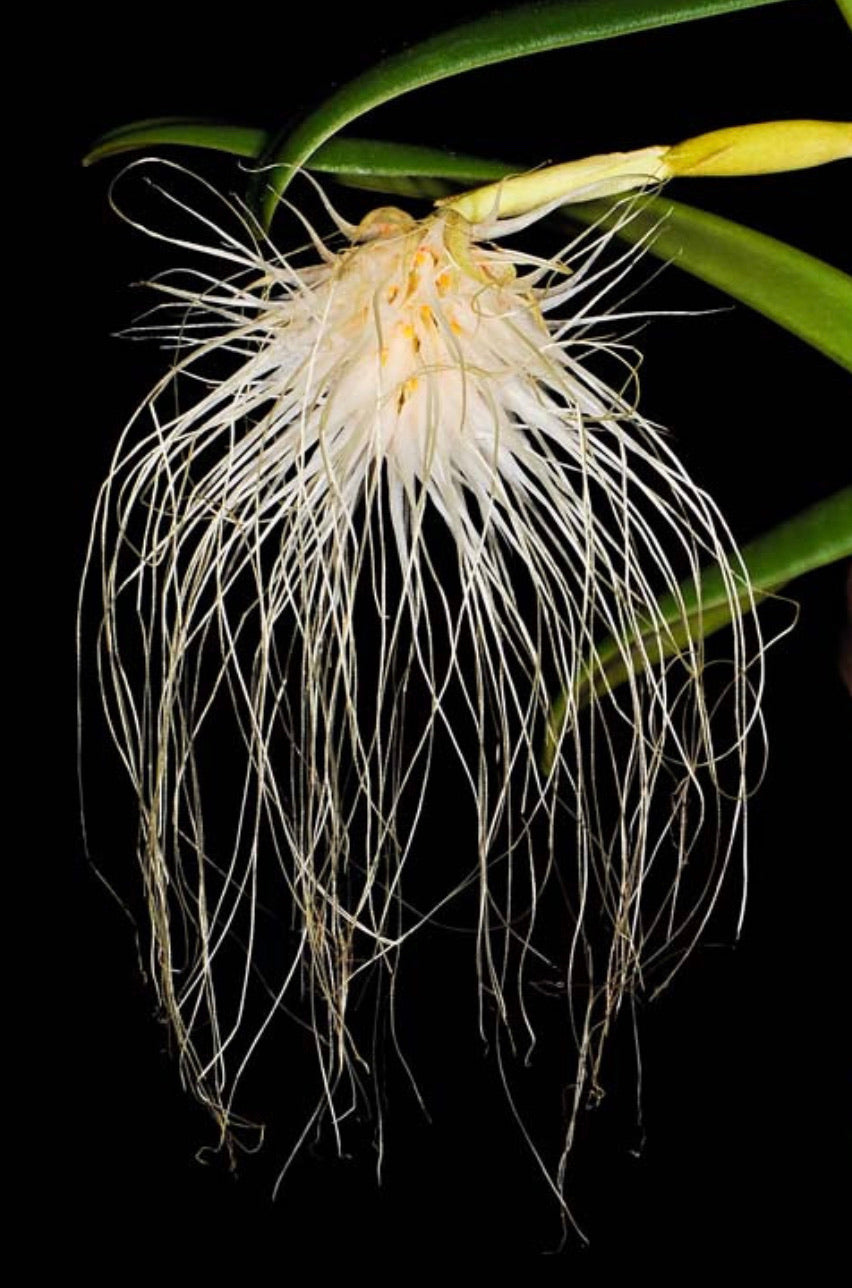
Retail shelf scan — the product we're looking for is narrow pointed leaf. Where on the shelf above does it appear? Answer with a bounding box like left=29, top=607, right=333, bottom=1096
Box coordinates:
left=259, top=0, right=791, bottom=224
left=300, top=139, right=509, bottom=184
left=543, top=488, right=852, bottom=770
left=83, top=119, right=268, bottom=166
left=567, top=194, right=852, bottom=372
left=83, top=121, right=509, bottom=189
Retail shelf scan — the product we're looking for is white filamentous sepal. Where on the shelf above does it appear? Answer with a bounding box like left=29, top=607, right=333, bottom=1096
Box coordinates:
left=86, top=166, right=765, bottom=1228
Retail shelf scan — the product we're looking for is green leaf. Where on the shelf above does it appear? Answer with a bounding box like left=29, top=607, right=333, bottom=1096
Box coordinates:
left=83, top=118, right=268, bottom=166
left=305, top=138, right=509, bottom=183
left=83, top=120, right=509, bottom=190
left=566, top=195, right=852, bottom=373
left=542, top=488, right=852, bottom=772
left=836, top=0, right=852, bottom=31
left=259, top=0, right=792, bottom=225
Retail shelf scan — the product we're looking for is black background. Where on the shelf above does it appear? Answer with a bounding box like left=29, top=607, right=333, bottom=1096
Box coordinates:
left=38, top=0, right=851, bottom=1271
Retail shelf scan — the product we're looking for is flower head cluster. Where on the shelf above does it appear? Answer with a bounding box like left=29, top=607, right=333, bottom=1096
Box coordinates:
left=88, top=166, right=763, bottom=1217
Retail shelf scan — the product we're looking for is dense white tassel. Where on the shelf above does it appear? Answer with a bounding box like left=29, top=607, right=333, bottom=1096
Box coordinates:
left=84, top=162, right=765, bottom=1219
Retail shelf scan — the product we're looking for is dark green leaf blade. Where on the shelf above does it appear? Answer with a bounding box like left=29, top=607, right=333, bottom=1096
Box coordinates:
left=83, top=123, right=510, bottom=190
left=568, top=194, right=852, bottom=372
left=543, top=488, right=852, bottom=771
left=83, top=119, right=268, bottom=166
left=259, top=0, right=791, bottom=223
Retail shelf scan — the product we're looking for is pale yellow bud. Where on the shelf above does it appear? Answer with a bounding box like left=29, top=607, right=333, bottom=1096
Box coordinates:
left=662, top=119, right=852, bottom=177
left=442, top=120, right=852, bottom=227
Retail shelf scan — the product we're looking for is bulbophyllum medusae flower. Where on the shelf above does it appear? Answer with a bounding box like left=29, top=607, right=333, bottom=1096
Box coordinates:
left=86, top=121, right=849, bottom=1226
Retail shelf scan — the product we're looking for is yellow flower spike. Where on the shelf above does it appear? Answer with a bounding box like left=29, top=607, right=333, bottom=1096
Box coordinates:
left=442, top=121, right=852, bottom=225
left=663, top=119, right=852, bottom=177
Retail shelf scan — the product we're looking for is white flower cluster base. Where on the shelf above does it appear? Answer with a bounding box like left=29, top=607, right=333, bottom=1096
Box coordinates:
left=88, top=166, right=763, bottom=1217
